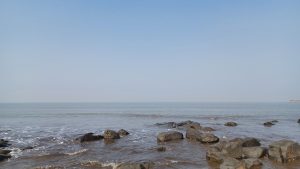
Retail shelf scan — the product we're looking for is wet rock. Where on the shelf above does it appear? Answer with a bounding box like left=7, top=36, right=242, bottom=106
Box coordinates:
left=104, top=130, right=120, bottom=139
left=225, top=122, right=238, bottom=127
left=0, top=154, right=11, bottom=162
left=242, top=147, right=266, bottom=158
left=263, top=121, right=275, bottom=127
left=157, top=131, right=183, bottom=142
left=116, top=161, right=154, bottom=169
left=118, top=129, right=129, bottom=137
left=0, top=139, right=9, bottom=148
left=221, top=140, right=243, bottom=159
left=177, top=120, right=194, bottom=126
left=298, top=119, right=300, bottom=123
left=268, top=139, right=300, bottom=163
left=271, top=120, right=278, bottom=123
left=206, top=145, right=225, bottom=163
left=76, top=133, right=103, bottom=143
left=186, top=128, right=219, bottom=143
left=0, top=149, right=11, bottom=155
left=21, top=146, right=34, bottom=151
left=184, top=122, right=202, bottom=130
left=156, top=146, right=166, bottom=152
left=220, top=157, right=245, bottom=169
left=243, top=158, right=263, bottom=169
left=241, top=138, right=261, bottom=147
left=155, top=122, right=177, bottom=128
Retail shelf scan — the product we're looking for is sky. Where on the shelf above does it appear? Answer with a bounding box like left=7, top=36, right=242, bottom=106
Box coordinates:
left=0, top=0, right=300, bottom=102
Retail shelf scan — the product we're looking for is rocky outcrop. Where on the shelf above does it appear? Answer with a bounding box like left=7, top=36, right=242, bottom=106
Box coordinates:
left=186, top=128, right=219, bottom=144
left=225, top=122, right=238, bottom=127
left=268, top=140, right=300, bottom=163
left=116, top=161, right=154, bottom=169
left=104, top=130, right=120, bottom=139
left=118, top=129, right=129, bottom=137
left=157, top=131, right=183, bottom=142
left=75, top=133, right=103, bottom=143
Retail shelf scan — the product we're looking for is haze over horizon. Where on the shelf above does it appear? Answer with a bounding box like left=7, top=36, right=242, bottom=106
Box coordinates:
left=1, top=0, right=300, bottom=102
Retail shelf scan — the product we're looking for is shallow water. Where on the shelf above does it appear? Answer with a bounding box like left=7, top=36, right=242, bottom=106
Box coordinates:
left=0, top=102, right=300, bottom=169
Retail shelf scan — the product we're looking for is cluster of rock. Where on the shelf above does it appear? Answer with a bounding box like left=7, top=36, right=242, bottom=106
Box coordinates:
left=0, top=139, right=11, bottom=162
left=75, top=129, right=129, bottom=143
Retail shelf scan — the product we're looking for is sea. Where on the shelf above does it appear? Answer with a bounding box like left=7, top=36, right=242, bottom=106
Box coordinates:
left=0, top=102, right=300, bottom=169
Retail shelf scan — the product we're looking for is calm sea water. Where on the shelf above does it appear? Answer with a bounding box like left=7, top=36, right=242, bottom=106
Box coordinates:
left=0, top=102, right=300, bottom=169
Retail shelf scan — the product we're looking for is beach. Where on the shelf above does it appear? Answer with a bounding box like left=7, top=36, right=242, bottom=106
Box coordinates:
left=0, top=102, right=300, bottom=169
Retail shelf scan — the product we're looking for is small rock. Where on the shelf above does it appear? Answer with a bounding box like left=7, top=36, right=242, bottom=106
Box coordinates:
left=243, top=158, right=263, bottom=169
left=76, top=133, right=103, bottom=143
left=242, top=147, right=266, bottom=158
left=104, top=130, right=120, bottom=139
left=225, top=122, right=238, bottom=127
left=220, top=157, right=245, bottom=169
left=0, top=149, right=11, bottom=155
left=268, top=139, right=300, bottom=163
left=0, top=139, right=9, bottom=148
left=200, top=133, right=219, bottom=144
left=118, top=129, right=129, bottom=137
left=263, top=121, right=275, bottom=127
left=156, top=146, right=166, bottom=152
left=298, top=119, right=300, bottom=123
left=157, top=131, right=183, bottom=142
left=116, top=161, right=154, bottom=169
left=0, top=154, right=11, bottom=162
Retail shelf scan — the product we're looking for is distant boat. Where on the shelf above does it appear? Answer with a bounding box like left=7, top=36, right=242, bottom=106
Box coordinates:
left=289, top=100, right=300, bottom=103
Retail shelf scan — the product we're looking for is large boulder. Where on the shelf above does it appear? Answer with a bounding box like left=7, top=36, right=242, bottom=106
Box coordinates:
left=104, top=130, right=120, bottom=139
left=268, top=140, right=300, bottom=163
left=118, top=129, right=129, bottom=137
left=220, top=157, right=245, bottom=169
left=186, top=128, right=219, bottom=144
left=157, top=131, right=183, bottom=142
left=75, top=133, right=103, bottom=143
left=225, top=122, right=238, bottom=127
left=242, top=147, right=266, bottom=158
left=116, top=161, right=154, bottom=169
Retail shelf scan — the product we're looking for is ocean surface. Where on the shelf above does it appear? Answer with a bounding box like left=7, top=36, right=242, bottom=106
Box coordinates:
left=0, top=102, right=300, bottom=169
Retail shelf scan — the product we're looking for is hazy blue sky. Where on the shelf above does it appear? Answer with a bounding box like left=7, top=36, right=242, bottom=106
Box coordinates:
left=0, top=0, right=299, bottom=102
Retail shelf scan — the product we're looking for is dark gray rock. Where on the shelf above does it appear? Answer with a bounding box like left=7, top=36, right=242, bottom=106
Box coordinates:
left=268, top=140, right=300, bottom=163
left=76, top=133, right=103, bottom=143
left=0, top=154, right=11, bottom=162
left=298, top=119, right=300, bottom=123
left=157, top=131, right=183, bottom=142
left=104, top=130, right=120, bottom=139
left=116, top=161, right=154, bottom=169
left=225, top=122, right=238, bottom=127
left=263, top=121, right=275, bottom=127
left=0, top=149, right=11, bottom=155
left=0, top=139, right=9, bottom=148
left=118, top=129, right=129, bottom=137
left=241, top=138, right=261, bottom=147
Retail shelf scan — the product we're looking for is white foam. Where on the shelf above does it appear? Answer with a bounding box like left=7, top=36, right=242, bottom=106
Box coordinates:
left=65, top=148, right=88, bottom=155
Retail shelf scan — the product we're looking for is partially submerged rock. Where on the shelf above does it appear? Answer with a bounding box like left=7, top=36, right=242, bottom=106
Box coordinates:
left=116, top=161, right=154, bottom=169
left=186, top=128, right=219, bottom=144
left=0, top=149, right=11, bottom=155
left=225, top=122, right=238, bottom=127
left=242, top=147, right=266, bottom=158
left=268, top=139, right=300, bottom=163
left=155, top=122, right=177, bottom=128
left=0, top=139, right=9, bottom=148
left=118, top=129, right=129, bottom=137
left=157, top=131, right=183, bottom=142
left=298, top=119, right=300, bottom=123
left=220, top=157, right=244, bottom=169
left=263, top=121, right=275, bottom=127
left=243, top=158, right=262, bottom=169
left=104, top=130, right=120, bottom=139
left=0, top=154, right=11, bottom=162
left=75, top=133, right=103, bottom=143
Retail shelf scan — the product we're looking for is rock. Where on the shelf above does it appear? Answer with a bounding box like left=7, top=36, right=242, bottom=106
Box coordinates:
left=221, top=140, right=243, bottom=159
left=268, top=139, right=300, bottom=163
left=201, top=127, right=216, bottom=132
left=271, top=120, right=278, bottom=123
left=241, top=138, right=261, bottom=147
left=0, top=139, right=9, bottom=148
left=155, top=122, right=177, bottom=128
left=118, top=129, right=129, bottom=137
left=0, top=154, right=11, bottom=162
left=21, top=146, right=34, bottom=151
left=0, top=149, right=11, bottom=155
left=76, top=133, right=103, bottom=143
left=263, top=121, right=275, bottom=127
left=243, top=158, right=263, bottom=169
left=177, top=120, right=194, bottom=126
left=157, top=131, right=183, bottom=142
left=116, top=161, right=154, bottom=169
left=156, top=146, right=166, bottom=152
left=225, top=122, right=238, bottom=127
left=186, top=128, right=219, bottom=143
left=220, top=157, right=245, bottom=169
left=104, top=130, right=120, bottom=139
left=206, top=145, right=225, bottom=163
left=298, top=119, right=300, bottom=123
left=242, top=147, right=266, bottom=158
